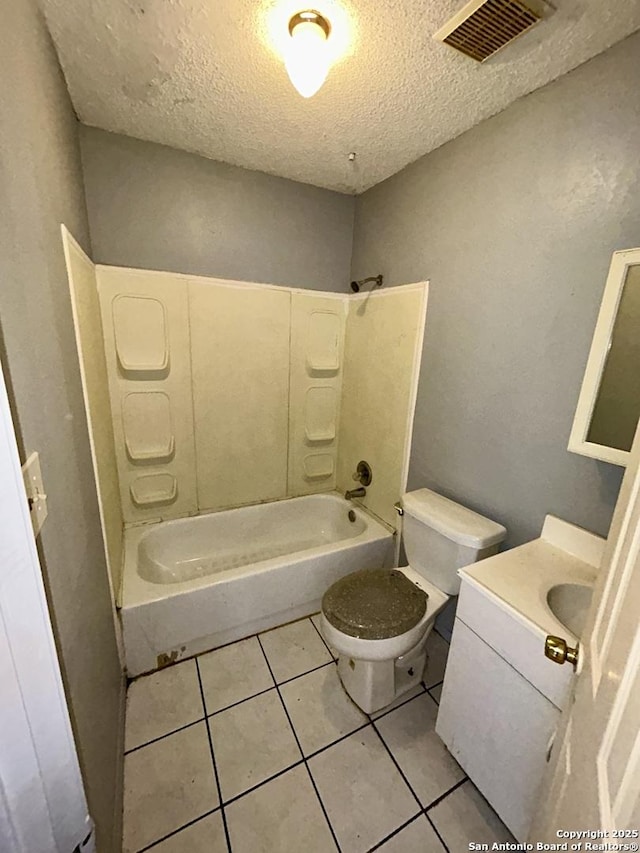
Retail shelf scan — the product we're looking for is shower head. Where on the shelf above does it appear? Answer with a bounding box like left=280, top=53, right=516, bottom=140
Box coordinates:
left=350, top=274, right=383, bottom=293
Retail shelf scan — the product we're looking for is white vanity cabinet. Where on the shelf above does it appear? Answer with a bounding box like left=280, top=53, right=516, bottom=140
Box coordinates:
left=437, top=610, right=559, bottom=841
left=435, top=516, right=603, bottom=842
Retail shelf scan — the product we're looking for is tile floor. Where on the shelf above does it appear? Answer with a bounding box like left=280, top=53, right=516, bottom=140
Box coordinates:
left=122, top=617, right=513, bottom=853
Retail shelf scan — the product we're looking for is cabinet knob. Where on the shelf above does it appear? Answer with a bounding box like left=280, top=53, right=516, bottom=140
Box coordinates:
left=545, top=635, right=579, bottom=669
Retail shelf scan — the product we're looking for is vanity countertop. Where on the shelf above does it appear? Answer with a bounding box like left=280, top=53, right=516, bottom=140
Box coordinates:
left=455, top=515, right=605, bottom=707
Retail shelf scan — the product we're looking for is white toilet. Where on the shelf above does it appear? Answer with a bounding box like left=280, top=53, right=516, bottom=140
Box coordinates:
left=321, top=488, right=506, bottom=713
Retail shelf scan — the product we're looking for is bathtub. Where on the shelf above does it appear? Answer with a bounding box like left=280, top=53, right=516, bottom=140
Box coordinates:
left=120, top=493, right=394, bottom=676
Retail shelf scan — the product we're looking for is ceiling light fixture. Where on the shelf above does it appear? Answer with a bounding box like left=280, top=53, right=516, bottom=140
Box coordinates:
left=285, top=10, right=331, bottom=98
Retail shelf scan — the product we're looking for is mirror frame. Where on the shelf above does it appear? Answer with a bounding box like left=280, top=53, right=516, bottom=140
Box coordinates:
left=568, top=247, right=640, bottom=468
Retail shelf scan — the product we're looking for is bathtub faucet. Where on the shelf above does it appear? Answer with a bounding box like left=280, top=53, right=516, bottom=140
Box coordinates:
left=345, top=487, right=366, bottom=501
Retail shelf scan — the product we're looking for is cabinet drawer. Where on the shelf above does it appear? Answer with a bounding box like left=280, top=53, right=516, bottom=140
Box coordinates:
left=457, top=577, right=573, bottom=709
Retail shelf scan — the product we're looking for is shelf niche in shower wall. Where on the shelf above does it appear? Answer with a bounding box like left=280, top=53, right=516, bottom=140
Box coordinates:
left=304, top=386, right=338, bottom=443
left=122, top=391, right=175, bottom=463
left=112, top=295, right=169, bottom=377
left=288, top=294, right=346, bottom=495
left=98, top=268, right=197, bottom=523
left=130, top=473, right=177, bottom=508
left=306, top=311, right=342, bottom=375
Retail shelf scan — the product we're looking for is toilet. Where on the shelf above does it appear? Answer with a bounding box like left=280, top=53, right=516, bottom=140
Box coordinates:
left=321, top=488, right=506, bottom=713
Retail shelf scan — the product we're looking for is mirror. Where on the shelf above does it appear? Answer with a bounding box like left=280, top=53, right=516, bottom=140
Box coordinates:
left=569, top=248, right=640, bottom=467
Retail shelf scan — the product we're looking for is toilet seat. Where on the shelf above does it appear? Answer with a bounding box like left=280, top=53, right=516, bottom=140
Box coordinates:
left=320, top=568, right=449, bottom=663
left=322, top=568, right=428, bottom=640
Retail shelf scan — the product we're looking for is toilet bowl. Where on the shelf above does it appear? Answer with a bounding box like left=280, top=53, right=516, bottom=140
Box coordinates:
left=320, top=489, right=506, bottom=714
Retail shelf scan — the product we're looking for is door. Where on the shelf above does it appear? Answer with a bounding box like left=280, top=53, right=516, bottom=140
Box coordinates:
left=530, top=426, right=640, bottom=840
left=0, top=360, right=93, bottom=852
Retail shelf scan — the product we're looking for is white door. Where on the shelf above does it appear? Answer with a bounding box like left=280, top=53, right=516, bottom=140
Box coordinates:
left=530, top=427, right=640, bottom=841
left=0, top=360, right=93, bottom=852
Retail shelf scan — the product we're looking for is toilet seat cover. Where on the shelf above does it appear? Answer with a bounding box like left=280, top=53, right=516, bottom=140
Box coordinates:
left=322, top=569, right=428, bottom=640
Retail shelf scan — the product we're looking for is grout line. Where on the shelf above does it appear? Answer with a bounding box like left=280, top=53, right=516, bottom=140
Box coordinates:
left=427, top=683, right=443, bottom=706
left=129, top=613, right=329, bottom=686
left=127, top=659, right=339, bottom=757
left=305, top=721, right=371, bottom=761
left=195, top=658, right=232, bottom=852
left=370, top=722, right=424, bottom=812
left=221, top=758, right=305, bottom=808
left=424, top=777, right=468, bottom=812
left=207, top=685, right=275, bottom=718
left=138, top=807, right=220, bottom=852
left=124, top=717, right=204, bottom=755
left=256, top=634, right=342, bottom=853
left=309, top=613, right=336, bottom=659
left=277, top=658, right=336, bottom=687
left=369, top=685, right=427, bottom=722
left=204, top=659, right=336, bottom=720
left=425, top=810, right=450, bottom=853
left=365, top=810, right=423, bottom=852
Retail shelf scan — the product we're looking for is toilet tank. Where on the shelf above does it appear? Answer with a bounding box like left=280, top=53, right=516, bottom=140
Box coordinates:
left=402, top=489, right=506, bottom=595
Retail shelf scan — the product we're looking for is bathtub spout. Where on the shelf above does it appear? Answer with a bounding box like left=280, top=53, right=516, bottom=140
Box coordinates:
left=345, top=487, right=366, bottom=500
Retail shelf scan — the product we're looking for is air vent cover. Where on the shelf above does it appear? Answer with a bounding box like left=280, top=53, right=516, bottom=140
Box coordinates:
left=434, top=0, right=545, bottom=62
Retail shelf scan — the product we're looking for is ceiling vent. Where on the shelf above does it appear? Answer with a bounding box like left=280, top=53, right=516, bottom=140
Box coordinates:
left=434, top=0, right=547, bottom=62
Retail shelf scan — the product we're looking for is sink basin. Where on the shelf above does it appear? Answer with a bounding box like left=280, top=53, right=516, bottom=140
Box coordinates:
left=546, top=582, right=593, bottom=637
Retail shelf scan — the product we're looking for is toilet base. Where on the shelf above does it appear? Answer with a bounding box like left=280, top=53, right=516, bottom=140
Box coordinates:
left=336, top=623, right=434, bottom=714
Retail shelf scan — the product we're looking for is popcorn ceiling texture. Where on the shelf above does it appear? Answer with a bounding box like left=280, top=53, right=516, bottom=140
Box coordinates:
left=41, top=0, right=640, bottom=193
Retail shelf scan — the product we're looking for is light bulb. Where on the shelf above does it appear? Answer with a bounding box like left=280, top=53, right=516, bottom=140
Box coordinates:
left=285, top=12, right=331, bottom=98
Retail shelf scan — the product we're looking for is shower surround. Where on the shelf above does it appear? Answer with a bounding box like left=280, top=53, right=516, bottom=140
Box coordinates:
left=64, top=232, right=427, bottom=674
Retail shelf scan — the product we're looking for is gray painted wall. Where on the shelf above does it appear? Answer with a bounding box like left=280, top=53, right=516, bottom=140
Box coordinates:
left=352, top=33, right=640, bottom=548
left=0, top=2, right=123, bottom=849
left=80, top=126, right=356, bottom=292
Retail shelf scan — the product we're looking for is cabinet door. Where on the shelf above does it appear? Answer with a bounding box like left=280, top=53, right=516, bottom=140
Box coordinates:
left=436, top=619, right=558, bottom=841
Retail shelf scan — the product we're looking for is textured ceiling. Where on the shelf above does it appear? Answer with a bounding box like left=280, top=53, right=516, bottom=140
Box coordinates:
left=41, top=0, right=640, bottom=193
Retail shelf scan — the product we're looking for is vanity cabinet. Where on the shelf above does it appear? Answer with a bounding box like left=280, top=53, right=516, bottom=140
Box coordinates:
left=437, top=614, right=559, bottom=841
left=435, top=517, right=602, bottom=842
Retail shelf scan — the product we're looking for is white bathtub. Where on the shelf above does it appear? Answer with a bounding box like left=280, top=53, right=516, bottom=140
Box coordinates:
left=120, top=493, right=394, bottom=676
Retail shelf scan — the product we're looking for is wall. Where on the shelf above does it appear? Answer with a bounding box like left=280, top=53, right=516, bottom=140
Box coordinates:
left=0, top=2, right=124, bottom=851
left=351, top=33, right=640, bottom=547
left=80, top=126, right=355, bottom=292
left=337, top=285, right=427, bottom=527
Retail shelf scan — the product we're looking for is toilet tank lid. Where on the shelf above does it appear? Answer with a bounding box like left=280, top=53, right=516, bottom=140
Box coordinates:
left=402, top=489, right=506, bottom=549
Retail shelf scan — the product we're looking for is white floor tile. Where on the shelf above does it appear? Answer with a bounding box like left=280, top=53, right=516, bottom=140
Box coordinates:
left=423, top=631, right=450, bottom=688
left=123, top=722, right=218, bottom=852
left=125, top=660, right=203, bottom=752
left=429, top=780, right=514, bottom=849
left=376, top=816, right=445, bottom=852
left=370, top=684, right=426, bottom=720
left=260, top=618, right=333, bottom=683
left=280, top=664, right=367, bottom=756
left=376, top=693, right=465, bottom=807
left=226, top=764, right=336, bottom=853
left=308, top=726, right=418, bottom=853
left=209, top=690, right=300, bottom=801
left=147, top=811, right=227, bottom=852
left=198, top=636, right=274, bottom=714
